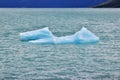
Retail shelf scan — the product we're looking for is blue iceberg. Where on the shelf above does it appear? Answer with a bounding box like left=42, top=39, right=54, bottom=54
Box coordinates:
left=20, top=27, right=99, bottom=44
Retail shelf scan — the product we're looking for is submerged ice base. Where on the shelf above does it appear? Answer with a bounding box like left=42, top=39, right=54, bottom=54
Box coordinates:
left=20, top=27, right=99, bottom=44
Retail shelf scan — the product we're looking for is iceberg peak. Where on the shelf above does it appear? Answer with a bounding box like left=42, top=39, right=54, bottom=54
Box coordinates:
left=74, top=27, right=99, bottom=43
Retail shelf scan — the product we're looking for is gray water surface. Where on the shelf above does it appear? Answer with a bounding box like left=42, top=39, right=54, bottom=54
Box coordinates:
left=0, top=8, right=120, bottom=80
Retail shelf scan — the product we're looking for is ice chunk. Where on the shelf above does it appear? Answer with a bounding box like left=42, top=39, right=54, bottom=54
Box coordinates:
left=19, top=27, right=53, bottom=41
left=20, top=27, right=99, bottom=44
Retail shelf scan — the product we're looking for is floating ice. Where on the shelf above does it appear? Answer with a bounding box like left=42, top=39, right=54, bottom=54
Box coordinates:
left=20, top=27, right=99, bottom=44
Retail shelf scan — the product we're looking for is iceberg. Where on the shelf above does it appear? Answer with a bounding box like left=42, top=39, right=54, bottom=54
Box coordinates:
left=20, top=27, right=99, bottom=44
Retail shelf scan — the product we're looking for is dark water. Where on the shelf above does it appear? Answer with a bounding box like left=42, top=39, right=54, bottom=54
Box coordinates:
left=0, top=8, right=120, bottom=80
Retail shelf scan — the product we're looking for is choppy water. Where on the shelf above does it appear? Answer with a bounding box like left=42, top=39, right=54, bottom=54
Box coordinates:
left=0, top=8, right=120, bottom=80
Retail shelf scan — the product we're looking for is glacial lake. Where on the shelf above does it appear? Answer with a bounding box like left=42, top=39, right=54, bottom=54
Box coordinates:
left=0, top=8, right=120, bottom=80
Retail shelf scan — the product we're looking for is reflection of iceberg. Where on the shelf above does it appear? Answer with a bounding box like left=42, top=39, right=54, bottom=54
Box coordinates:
left=20, top=27, right=99, bottom=44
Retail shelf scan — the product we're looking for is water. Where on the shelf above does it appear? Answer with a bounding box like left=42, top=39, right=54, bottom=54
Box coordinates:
left=0, top=8, right=120, bottom=80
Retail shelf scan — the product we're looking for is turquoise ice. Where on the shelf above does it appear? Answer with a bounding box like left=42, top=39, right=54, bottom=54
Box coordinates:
left=20, top=27, right=99, bottom=44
